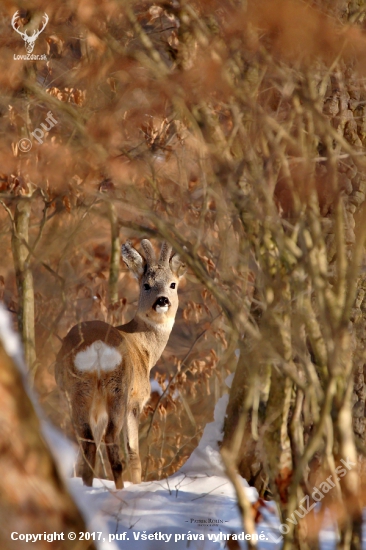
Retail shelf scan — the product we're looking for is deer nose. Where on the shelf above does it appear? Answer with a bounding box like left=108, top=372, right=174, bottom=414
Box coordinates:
left=156, top=296, right=170, bottom=307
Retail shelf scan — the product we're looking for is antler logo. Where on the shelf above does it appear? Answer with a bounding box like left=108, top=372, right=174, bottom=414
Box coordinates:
left=11, top=11, right=49, bottom=54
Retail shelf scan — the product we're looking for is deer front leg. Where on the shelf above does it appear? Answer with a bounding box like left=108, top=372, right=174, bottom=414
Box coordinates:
left=124, top=408, right=141, bottom=484
left=78, top=423, right=96, bottom=487
left=105, top=420, right=124, bottom=490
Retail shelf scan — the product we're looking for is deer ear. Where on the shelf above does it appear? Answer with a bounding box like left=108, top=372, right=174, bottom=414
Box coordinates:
left=170, top=254, right=186, bottom=278
left=121, top=241, right=145, bottom=279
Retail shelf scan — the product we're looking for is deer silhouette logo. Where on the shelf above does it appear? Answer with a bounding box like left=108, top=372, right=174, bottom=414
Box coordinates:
left=11, top=11, right=49, bottom=54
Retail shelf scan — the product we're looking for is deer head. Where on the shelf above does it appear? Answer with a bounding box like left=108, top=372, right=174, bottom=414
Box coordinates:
left=121, top=239, right=186, bottom=327
left=12, top=11, right=49, bottom=54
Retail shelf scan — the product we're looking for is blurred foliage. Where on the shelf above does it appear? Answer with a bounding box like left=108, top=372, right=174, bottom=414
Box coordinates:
left=2, top=0, right=366, bottom=548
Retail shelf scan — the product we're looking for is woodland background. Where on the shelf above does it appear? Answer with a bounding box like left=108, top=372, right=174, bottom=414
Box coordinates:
left=1, top=0, right=366, bottom=549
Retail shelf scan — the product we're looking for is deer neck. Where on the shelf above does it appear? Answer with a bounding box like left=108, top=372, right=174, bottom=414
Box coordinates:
left=118, top=314, right=174, bottom=369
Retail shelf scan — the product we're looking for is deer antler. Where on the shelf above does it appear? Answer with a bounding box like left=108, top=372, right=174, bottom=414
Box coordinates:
left=159, top=242, right=172, bottom=266
left=141, top=239, right=156, bottom=265
left=11, top=11, right=26, bottom=38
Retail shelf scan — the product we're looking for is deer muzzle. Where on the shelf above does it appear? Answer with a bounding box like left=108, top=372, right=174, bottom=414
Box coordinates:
left=153, top=296, right=171, bottom=313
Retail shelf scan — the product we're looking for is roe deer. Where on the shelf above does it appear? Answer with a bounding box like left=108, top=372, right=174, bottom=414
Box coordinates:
left=55, top=239, right=186, bottom=489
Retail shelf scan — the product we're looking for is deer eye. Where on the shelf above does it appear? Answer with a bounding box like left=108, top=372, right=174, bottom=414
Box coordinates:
left=170, top=283, right=176, bottom=289
left=144, top=283, right=151, bottom=291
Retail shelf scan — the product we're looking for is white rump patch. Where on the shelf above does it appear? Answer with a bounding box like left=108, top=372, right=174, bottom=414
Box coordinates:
left=74, top=340, right=122, bottom=373
left=155, top=305, right=169, bottom=314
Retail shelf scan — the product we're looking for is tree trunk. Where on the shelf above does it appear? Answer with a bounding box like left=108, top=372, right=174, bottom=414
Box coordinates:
left=223, top=4, right=366, bottom=544
left=11, top=198, right=36, bottom=377
left=108, top=201, right=120, bottom=305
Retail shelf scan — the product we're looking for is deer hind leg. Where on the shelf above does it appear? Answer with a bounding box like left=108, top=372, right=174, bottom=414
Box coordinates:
left=78, top=423, right=96, bottom=487
left=105, top=420, right=123, bottom=490
left=124, top=407, right=141, bottom=484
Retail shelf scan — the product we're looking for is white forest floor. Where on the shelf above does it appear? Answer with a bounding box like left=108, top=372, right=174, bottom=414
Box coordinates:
left=64, top=388, right=343, bottom=550
left=0, top=306, right=360, bottom=549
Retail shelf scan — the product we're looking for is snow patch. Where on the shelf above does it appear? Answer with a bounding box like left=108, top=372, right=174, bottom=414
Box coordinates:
left=180, top=393, right=228, bottom=475
left=150, top=379, right=163, bottom=395
left=42, top=423, right=77, bottom=478
left=0, top=305, right=25, bottom=368
left=179, top=370, right=234, bottom=476
left=225, top=372, right=235, bottom=389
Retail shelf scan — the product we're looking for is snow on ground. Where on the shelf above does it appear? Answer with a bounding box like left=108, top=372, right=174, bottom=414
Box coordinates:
left=66, top=369, right=347, bottom=550
left=0, top=307, right=342, bottom=548
left=67, top=380, right=267, bottom=550
left=65, top=374, right=336, bottom=550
